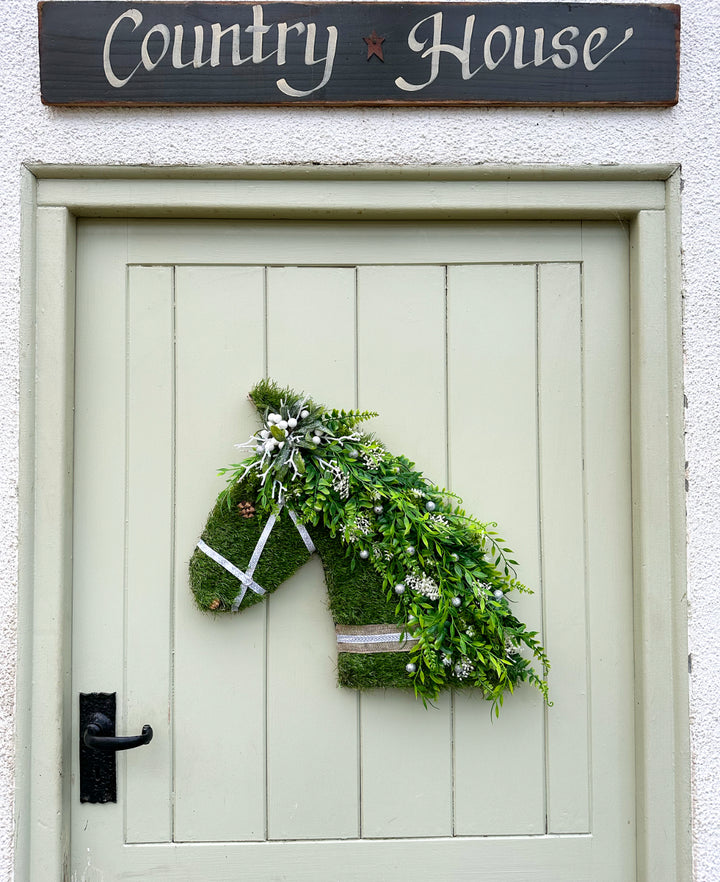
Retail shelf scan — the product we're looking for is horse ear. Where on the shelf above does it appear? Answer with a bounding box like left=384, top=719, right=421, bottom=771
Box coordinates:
left=248, top=378, right=300, bottom=416
left=190, top=478, right=313, bottom=613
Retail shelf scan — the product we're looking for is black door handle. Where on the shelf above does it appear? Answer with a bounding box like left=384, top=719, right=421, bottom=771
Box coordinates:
left=83, top=712, right=153, bottom=752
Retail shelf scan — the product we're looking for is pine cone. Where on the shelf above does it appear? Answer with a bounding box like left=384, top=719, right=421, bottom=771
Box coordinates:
left=209, top=599, right=221, bottom=610
left=237, top=501, right=256, bottom=518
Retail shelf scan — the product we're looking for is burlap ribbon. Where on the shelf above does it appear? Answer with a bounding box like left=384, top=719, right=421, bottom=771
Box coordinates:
left=335, top=623, right=418, bottom=654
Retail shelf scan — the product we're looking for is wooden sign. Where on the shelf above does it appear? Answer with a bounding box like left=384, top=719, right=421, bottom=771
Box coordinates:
left=38, top=2, right=680, bottom=107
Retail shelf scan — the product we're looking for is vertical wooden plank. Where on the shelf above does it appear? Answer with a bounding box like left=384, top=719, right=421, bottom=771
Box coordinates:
left=125, top=267, right=174, bottom=842
left=448, top=264, right=546, bottom=836
left=357, top=265, right=453, bottom=839
left=266, top=266, right=356, bottom=404
left=537, top=263, right=590, bottom=834
left=265, top=266, right=360, bottom=840
left=357, top=265, right=447, bottom=477
left=174, top=265, right=267, bottom=841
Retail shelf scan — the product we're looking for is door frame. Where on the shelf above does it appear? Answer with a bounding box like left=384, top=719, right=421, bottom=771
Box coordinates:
left=16, top=165, right=689, bottom=881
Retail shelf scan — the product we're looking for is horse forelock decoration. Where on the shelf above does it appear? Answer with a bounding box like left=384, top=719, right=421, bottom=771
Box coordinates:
left=189, top=380, right=550, bottom=711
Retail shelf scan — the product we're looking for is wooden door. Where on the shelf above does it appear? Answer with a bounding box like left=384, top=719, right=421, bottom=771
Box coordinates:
left=71, top=219, right=634, bottom=880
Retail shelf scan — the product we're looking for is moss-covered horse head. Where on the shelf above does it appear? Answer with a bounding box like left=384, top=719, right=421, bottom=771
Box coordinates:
left=189, top=380, right=550, bottom=711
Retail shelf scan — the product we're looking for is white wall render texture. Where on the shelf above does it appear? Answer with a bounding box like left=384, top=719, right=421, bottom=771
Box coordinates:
left=1, top=0, right=718, bottom=879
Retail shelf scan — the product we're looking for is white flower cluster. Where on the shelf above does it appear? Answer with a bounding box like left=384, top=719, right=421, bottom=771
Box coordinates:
left=342, top=514, right=373, bottom=544
left=429, top=514, right=450, bottom=527
left=410, top=488, right=425, bottom=498
left=361, top=443, right=385, bottom=470
left=355, top=515, right=372, bottom=535
left=442, top=653, right=453, bottom=667
left=325, top=460, right=350, bottom=499
left=406, top=570, right=440, bottom=601
left=454, top=658, right=474, bottom=679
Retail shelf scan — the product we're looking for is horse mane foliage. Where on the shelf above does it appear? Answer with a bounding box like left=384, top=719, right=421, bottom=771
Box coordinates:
left=193, top=379, right=550, bottom=712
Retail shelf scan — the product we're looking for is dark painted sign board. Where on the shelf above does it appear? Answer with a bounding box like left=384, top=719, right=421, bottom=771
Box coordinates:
left=38, top=2, right=680, bottom=107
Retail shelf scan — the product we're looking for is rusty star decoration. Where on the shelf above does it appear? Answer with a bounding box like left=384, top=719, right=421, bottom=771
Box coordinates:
left=363, top=30, right=385, bottom=62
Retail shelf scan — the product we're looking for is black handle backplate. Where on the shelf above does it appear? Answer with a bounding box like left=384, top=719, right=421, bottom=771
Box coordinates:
left=79, top=693, right=153, bottom=803
left=79, top=692, right=117, bottom=803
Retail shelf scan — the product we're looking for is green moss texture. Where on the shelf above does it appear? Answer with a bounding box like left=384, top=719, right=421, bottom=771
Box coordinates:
left=337, top=652, right=411, bottom=690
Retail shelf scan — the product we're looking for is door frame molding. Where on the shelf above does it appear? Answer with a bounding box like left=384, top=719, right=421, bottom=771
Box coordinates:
left=16, top=165, right=689, bottom=881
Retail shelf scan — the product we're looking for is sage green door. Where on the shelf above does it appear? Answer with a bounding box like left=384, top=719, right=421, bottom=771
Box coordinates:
left=72, top=219, right=634, bottom=880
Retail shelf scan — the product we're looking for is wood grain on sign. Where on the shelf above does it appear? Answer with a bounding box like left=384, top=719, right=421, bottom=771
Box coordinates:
left=38, top=2, right=680, bottom=107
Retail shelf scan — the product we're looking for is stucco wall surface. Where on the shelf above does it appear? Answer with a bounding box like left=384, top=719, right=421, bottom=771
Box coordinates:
left=1, top=0, right=718, bottom=879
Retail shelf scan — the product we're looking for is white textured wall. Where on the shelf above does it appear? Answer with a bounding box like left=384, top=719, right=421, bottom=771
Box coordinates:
left=1, top=0, right=719, bottom=878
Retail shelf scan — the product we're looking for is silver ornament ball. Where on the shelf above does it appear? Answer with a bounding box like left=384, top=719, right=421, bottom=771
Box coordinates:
left=373, top=505, right=384, bottom=515
left=494, top=589, right=504, bottom=599
left=406, top=546, right=416, bottom=556
left=451, top=596, right=462, bottom=607
left=312, top=435, right=321, bottom=444
left=359, top=549, right=370, bottom=560
left=450, top=553, right=459, bottom=562
left=394, top=583, right=406, bottom=595
left=348, top=448, right=358, bottom=459
left=405, top=663, right=417, bottom=673
left=425, top=501, right=437, bottom=512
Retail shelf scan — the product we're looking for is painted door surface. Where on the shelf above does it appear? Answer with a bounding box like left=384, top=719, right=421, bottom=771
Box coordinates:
left=71, top=219, right=634, bottom=881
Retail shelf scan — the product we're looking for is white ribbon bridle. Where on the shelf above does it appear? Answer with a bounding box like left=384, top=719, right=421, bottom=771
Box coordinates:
left=197, top=506, right=315, bottom=611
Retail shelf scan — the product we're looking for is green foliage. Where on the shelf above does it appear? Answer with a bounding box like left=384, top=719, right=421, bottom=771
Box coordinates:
left=195, top=381, right=551, bottom=711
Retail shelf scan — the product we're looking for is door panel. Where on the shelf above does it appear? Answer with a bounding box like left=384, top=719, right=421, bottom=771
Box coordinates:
left=72, top=219, right=634, bottom=880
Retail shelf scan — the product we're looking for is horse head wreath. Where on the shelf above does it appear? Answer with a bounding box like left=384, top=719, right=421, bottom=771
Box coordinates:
left=190, top=380, right=550, bottom=711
